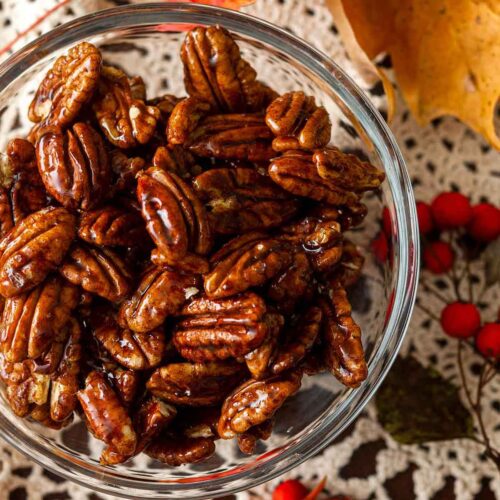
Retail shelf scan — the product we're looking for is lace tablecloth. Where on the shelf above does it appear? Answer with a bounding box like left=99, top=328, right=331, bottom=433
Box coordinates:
left=0, top=1, right=498, bottom=499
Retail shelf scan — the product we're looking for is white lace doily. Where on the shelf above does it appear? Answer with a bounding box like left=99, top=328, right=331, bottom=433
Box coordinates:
left=0, top=1, right=498, bottom=499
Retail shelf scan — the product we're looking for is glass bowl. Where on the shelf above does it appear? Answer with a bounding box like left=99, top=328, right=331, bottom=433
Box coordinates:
left=0, top=3, right=419, bottom=498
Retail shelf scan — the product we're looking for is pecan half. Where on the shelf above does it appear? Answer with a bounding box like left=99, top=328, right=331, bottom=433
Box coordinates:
left=334, top=239, right=364, bottom=288
left=110, top=150, right=146, bottom=194
left=93, top=310, right=165, bottom=370
left=313, top=148, right=385, bottom=192
left=146, top=435, right=216, bottom=466
left=320, top=281, right=367, bottom=387
left=148, top=94, right=182, bottom=124
left=187, top=114, right=274, bottom=161
left=0, top=189, right=13, bottom=238
left=60, top=244, right=132, bottom=301
left=152, top=145, right=201, bottom=179
left=78, top=370, right=137, bottom=458
left=50, top=318, right=82, bottom=422
left=167, top=97, right=211, bottom=145
left=108, top=367, right=141, bottom=407
left=268, top=150, right=360, bottom=206
left=269, top=306, right=322, bottom=375
left=137, top=167, right=212, bottom=265
left=1, top=275, right=79, bottom=362
left=181, top=26, right=270, bottom=113
left=204, top=232, right=294, bottom=299
left=0, top=207, right=76, bottom=297
left=28, top=42, right=102, bottom=128
left=78, top=204, right=147, bottom=247
left=119, top=266, right=200, bottom=333
left=30, top=402, right=71, bottom=429
left=193, top=168, right=299, bottom=234
left=237, top=419, right=273, bottom=455
left=93, top=66, right=160, bottom=148
left=173, top=292, right=271, bottom=362
left=7, top=139, right=47, bottom=224
left=266, top=91, right=331, bottom=150
left=36, top=123, right=110, bottom=210
left=218, top=369, right=302, bottom=438
left=147, top=361, right=245, bottom=406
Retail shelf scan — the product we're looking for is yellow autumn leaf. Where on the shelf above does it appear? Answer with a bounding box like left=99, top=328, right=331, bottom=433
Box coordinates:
left=326, top=0, right=500, bottom=149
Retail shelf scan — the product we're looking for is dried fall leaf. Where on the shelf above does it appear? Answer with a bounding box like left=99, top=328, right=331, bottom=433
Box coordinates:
left=327, top=0, right=500, bottom=148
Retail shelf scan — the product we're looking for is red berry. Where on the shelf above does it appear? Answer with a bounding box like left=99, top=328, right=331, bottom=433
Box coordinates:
left=382, top=207, right=392, bottom=236
left=273, top=480, right=309, bottom=500
left=422, top=241, right=454, bottom=273
left=440, top=302, right=481, bottom=338
left=431, top=192, right=472, bottom=229
left=416, top=201, right=434, bottom=235
left=371, top=231, right=389, bottom=262
left=467, top=203, right=500, bottom=242
left=476, top=323, right=500, bottom=358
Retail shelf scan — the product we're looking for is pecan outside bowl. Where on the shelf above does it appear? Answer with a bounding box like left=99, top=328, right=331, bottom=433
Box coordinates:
left=0, top=4, right=419, bottom=499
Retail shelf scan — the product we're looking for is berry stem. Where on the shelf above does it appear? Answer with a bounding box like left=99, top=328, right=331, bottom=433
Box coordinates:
left=447, top=231, right=464, bottom=302
left=415, top=301, right=441, bottom=323
left=421, top=282, right=450, bottom=304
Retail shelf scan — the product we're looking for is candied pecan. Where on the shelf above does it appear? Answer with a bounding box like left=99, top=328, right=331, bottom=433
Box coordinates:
left=108, top=367, right=141, bottom=407
left=268, top=150, right=360, bottom=206
left=187, top=114, right=274, bottom=161
left=147, top=361, right=245, bottom=406
left=7, top=139, right=47, bottom=223
left=93, top=310, right=165, bottom=370
left=36, top=123, right=110, bottom=210
left=173, top=292, right=272, bottom=362
left=152, top=145, right=201, bottom=179
left=28, top=42, right=102, bottom=128
left=313, top=148, right=385, bottom=192
left=78, top=371, right=137, bottom=458
left=218, top=369, right=302, bottom=438
left=244, top=313, right=282, bottom=379
left=301, top=220, right=344, bottom=272
left=150, top=248, right=209, bottom=274
left=193, top=168, right=299, bottom=234
left=181, top=26, right=270, bottom=113
left=237, top=419, right=273, bottom=455
left=137, top=166, right=212, bottom=264
left=78, top=204, right=147, bottom=247
left=119, top=266, right=200, bottom=333
left=306, top=202, right=368, bottom=230
left=0, top=189, right=13, bottom=238
left=101, top=397, right=177, bottom=465
left=0, top=207, right=76, bottom=297
left=167, top=97, right=211, bottom=145
left=204, top=232, right=294, bottom=299
left=93, top=66, right=160, bottom=148
left=110, top=150, right=146, bottom=193
left=270, top=306, right=322, bottom=375
left=146, top=435, right=215, bottom=466
left=129, top=75, right=146, bottom=100
left=267, top=252, right=313, bottom=314
left=148, top=94, right=182, bottom=124
left=266, top=91, right=331, bottom=150
left=1, top=275, right=79, bottom=362
left=50, top=318, right=81, bottom=422
left=320, top=281, right=367, bottom=387
left=60, top=244, right=132, bottom=301
left=334, top=239, right=364, bottom=287
left=30, top=402, right=71, bottom=429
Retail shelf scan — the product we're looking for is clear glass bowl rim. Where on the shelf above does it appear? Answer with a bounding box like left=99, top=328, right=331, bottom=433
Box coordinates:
left=0, top=3, right=420, bottom=498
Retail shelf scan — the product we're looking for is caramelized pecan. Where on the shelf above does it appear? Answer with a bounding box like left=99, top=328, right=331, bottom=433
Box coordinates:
left=60, top=244, right=132, bottom=301
left=28, top=42, right=101, bottom=128
left=204, top=232, right=294, bottom=299
left=118, top=266, right=200, bottom=333
left=0, top=189, right=13, bottom=238
left=334, top=239, right=364, bottom=287
left=269, top=306, right=322, bottom=375
left=78, top=371, right=137, bottom=459
left=148, top=94, right=182, bottom=124
left=110, top=150, right=146, bottom=194
left=218, top=369, right=302, bottom=438
left=146, top=435, right=216, bottom=466
left=320, top=281, right=367, bottom=387
left=193, top=167, right=299, bottom=234
left=237, top=419, right=273, bottom=455
left=167, top=97, right=211, bottom=145
left=147, top=361, right=245, bottom=406
left=36, top=123, right=110, bottom=210
left=266, top=91, right=331, bottom=150
left=0, top=207, right=75, bottom=297
left=78, top=204, right=146, bottom=247
left=108, top=367, right=141, bottom=407
left=30, top=402, right=71, bottom=429
left=152, top=145, right=201, bottom=179
left=187, top=114, right=274, bottom=161
left=137, top=167, right=212, bottom=265
left=93, top=66, right=160, bottom=148
left=268, top=150, right=360, bottom=206
left=181, top=26, right=270, bottom=113
left=93, top=311, right=165, bottom=370
left=1, top=275, right=79, bottom=362
left=173, top=292, right=271, bottom=362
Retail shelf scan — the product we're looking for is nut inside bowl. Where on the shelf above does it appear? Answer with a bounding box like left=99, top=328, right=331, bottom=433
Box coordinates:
left=0, top=3, right=418, bottom=499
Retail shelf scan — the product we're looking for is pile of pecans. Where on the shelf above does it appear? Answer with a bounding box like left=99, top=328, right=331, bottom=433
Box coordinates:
left=0, top=26, right=384, bottom=466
